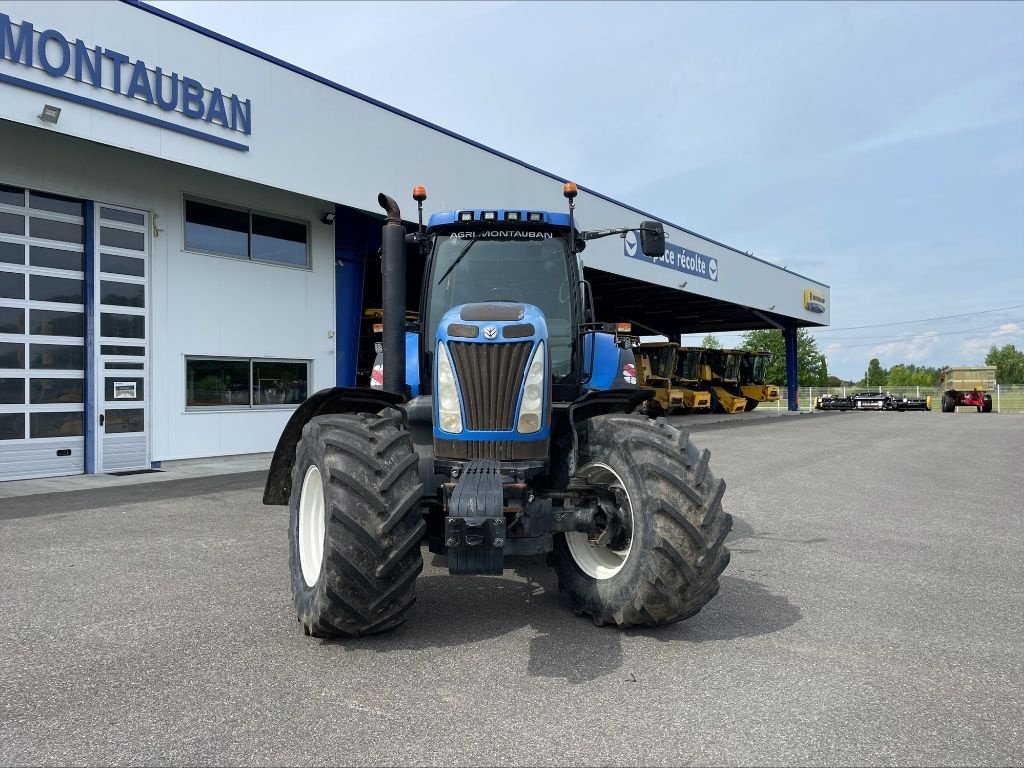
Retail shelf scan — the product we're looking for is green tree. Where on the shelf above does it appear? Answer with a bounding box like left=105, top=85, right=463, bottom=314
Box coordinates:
left=985, top=344, right=1024, bottom=385
left=740, top=328, right=829, bottom=387
left=886, top=364, right=913, bottom=386
left=910, top=371, right=933, bottom=387
left=826, top=375, right=843, bottom=388
left=864, top=358, right=886, bottom=387
left=701, top=334, right=722, bottom=349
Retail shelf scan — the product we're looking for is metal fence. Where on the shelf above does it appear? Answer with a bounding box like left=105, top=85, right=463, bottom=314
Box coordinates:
left=770, top=385, right=1024, bottom=413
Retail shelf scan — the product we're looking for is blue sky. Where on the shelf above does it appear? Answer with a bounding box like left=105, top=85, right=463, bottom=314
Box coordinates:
left=152, top=0, right=1024, bottom=381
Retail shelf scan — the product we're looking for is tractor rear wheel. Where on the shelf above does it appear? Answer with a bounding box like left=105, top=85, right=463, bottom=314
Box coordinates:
left=288, top=413, right=425, bottom=637
left=552, top=415, right=731, bottom=627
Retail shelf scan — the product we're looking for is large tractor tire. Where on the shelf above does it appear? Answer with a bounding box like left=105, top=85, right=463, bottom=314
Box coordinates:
left=743, top=399, right=760, bottom=412
left=552, top=414, right=731, bottom=627
left=288, top=413, right=425, bottom=637
left=941, top=393, right=955, bottom=413
left=982, top=395, right=993, bottom=413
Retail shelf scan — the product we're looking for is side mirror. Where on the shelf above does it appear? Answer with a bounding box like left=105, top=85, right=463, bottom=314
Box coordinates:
left=639, top=221, right=665, bottom=257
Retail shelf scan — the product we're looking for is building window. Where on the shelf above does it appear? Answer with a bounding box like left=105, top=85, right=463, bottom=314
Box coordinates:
left=185, top=357, right=310, bottom=409
left=183, top=197, right=310, bottom=268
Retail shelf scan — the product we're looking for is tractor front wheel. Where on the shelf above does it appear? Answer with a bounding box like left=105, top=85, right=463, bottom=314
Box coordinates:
left=288, top=413, right=425, bottom=637
left=552, top=415, right=731, bottom=627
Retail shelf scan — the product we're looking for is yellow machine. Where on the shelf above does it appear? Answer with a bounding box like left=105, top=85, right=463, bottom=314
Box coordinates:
left=633, top=343, right=712, bottom=415
left=737, top=350, right=780, bottom=411
left=700, top=349, right=749, bottom=413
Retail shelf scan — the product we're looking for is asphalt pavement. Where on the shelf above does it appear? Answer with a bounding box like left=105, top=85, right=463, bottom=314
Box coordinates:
left=1, top=413, right=1022, bottom=766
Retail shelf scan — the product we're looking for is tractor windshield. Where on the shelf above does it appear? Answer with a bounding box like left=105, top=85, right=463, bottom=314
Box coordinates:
left=751, top=355, right=768, bottom=383
left=676, top=350, right=700, bottom=381
left=722, top=354, right=741, bottom=381
left=646, top=347, right=675, bottom=379
left=428, top=233, right=574, bottom=380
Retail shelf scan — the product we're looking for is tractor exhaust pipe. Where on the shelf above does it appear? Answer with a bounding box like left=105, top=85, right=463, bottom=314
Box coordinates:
left=377, top=193, right=406, bottom=397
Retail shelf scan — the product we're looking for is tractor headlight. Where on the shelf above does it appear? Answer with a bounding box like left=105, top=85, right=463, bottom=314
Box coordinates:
left=436, top=342, right=463, bottom=434
left=517, top=341, right=545, bottom=434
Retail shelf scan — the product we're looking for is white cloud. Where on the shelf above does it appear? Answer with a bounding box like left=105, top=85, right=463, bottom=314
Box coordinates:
left=865, top=332, right=941, bottom=363
left=992, top=322, right=1021, bottom=337
left=959, top=323, right=1024, bottom=357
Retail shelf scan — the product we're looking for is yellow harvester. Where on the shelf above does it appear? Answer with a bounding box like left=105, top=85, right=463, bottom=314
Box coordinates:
left=700, top=349, right=749, bottom=413
left=633, top=343, right=712, bottom=415
left=736, top=350, right=780, bottom=411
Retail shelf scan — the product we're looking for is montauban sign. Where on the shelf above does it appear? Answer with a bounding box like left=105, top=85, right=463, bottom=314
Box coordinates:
left=0, top=12, right=252, bottom=151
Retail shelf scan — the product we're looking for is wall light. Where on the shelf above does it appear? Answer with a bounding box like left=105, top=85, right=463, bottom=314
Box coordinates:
left=321, top=211, right=336, bottom=225
left=38, top=104, right=61, bottom=124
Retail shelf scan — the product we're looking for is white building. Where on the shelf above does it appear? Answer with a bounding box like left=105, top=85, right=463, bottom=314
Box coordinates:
left=0, top=0, right=829, bottom=481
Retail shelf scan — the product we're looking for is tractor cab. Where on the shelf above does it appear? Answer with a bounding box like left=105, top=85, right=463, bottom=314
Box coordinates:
left=735, top=350, right=780, bottom=411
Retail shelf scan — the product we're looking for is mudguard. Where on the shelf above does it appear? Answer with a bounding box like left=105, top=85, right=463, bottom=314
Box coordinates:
left=262, top=386, right=406, bottom=505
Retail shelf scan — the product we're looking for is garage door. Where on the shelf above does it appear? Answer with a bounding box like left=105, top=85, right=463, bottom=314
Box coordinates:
left=0, top=184, right=87, bottom=481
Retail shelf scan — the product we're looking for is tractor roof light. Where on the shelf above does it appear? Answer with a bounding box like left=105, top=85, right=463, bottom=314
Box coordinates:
left=563, top=182, right=578, bottom=199
left=527, top=212, right=543, bottom=222
left=482, top=211, right=497, bottom=221
left=458, top=211, right=474, bottom=222
left=504, top=211, right=521, bottom=221
left=412, top=186, right=427, bottom=202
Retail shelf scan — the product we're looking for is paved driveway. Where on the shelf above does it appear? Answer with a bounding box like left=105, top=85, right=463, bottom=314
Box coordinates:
left=1, top=414, right=1021, bottom=766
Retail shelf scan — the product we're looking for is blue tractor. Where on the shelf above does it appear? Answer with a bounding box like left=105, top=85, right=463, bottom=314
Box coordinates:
left=263, top=183, right=731, bottom=636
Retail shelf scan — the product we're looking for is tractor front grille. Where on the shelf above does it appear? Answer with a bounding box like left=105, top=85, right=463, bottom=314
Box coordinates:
left=448, top=341, right=532, bottom=431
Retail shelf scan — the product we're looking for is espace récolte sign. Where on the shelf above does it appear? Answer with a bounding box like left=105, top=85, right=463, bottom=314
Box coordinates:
left=0, top=12, right=252, bottom=151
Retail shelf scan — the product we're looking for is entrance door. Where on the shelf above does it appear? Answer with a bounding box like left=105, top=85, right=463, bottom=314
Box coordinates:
left=93, top=205, right=150, bottom=472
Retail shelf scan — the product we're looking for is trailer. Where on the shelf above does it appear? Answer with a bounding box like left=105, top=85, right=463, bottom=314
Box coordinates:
left=815, top=391, right=931, bottom=411
left=940, top=366, right=995, bottom=413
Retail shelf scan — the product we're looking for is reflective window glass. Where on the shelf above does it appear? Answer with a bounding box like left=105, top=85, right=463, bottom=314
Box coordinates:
left=0, top=306, right=24, bottom=334
left=252, top=215, right=308, bottom=267
left=100, top=345, right=145, bottom=356
left=185, top=200, right=248, bottom=258
left=0, top=241, right=24, bottom=265
left=105, top=377, right=144, bottom=401
left=30, top=275, right=83, bottom=304
left=29, top=191, right=83, bottom=217
left=100, top=313, right=145, bottom=339
left=100, top=253, right=145, bottom=277
left=1, top=271, right=24, bottom=299
left=99, top=280, right=145, bottom=308
left=29, top=344, right=84, bottom=370
left=30, top=217, right=84, bottom=244
left=100, top=226, right=145, bottom=252
left=0, top=212, right=25, bottom=236
left=30, top=411, right=84, bottom=438
left=30, top=246, right=84, bottom=272
left=253, top=360, right=308, bottom=405
left=105, top=408, right=144, bottom=434
left=0, top=412, right=24, bottom=440
left=30, top=378, right=84, bottom=404
left=0, top=342, right=25, bottom=368
left=100, top=207, right=144, bottom=225
left=0, top=185, right=25, bottom=207
left=186, top=359, right=250, bottom=406
left=105, top=362, right=145, bottom=370
left=0, top=377, right=24, bottom=404
left=30, top=309, right=85, bottom=337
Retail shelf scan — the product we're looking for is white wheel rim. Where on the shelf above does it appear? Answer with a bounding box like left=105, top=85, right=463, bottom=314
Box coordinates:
left=565, top=462, right=634, bottom=580
left=298, top=464, right=326, bottom=587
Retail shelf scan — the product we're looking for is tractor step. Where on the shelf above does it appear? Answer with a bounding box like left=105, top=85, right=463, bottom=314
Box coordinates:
left=445, top=459, right=506, bottom=575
